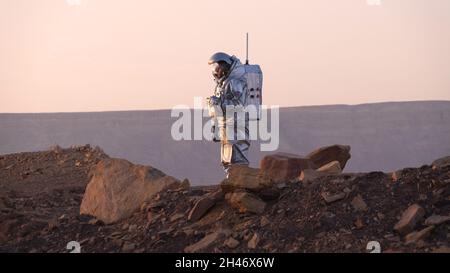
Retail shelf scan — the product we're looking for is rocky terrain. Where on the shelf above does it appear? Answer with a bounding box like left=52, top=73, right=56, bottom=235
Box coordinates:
left=1, top=144, right=450, bottom=253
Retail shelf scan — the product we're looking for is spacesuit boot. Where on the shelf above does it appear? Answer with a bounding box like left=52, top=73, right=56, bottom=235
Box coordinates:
left=221, top=140, right=250, bottom=178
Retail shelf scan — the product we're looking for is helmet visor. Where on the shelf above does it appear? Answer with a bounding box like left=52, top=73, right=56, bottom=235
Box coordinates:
left=211, top=62, right=221, bottom=78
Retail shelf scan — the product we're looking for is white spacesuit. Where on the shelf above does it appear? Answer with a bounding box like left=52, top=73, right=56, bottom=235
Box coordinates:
left=207, top=52, right=250, bottom=175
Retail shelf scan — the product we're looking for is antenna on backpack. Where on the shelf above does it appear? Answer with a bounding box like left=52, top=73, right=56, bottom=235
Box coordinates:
left=245, top=33, right=249, bottom=65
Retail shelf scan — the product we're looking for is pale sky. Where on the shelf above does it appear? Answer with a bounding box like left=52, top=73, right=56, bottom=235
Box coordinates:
left=0, top=0, right=449, bottom=113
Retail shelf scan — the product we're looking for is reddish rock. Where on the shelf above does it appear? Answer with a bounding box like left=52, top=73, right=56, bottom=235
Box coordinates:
left=170, top=213, right=184, bottom=222
left=405, top=226, right=434, bottom=244
left=188, top=197, right=215, bottom=221
left=393, top=204, right=425, bottom=235
left=188, top=189, right=224, bottom=222
left=184, top=231, right=225, bottom=253
left=221, top=165, right=272, bottom=191
left=227, top=192, right=266, bottom=214
left=260, top=216, right=270, bottom=227
left=247, top=233, right=260, bottom=249
left=224, top=237, right=240, bottom=249
left=122, top=242, right=136, bottom=252
left=80, top=158, right=181, bottom=224
left=351, top=195, right=368, bottom=212
left=306, top=145, right=351, bottom=170
left=317, top=161, right=342, bottom=174
left=299, top=169, right=327, bottom=185
left=424, top=214, right=450, bottom=226
left=354, top=217, right=365, bottom=229
left=321, top=192, right=346, bottom=204
left=432, top=246, right=450, bottom=253
left=260, top=153, right=315, bottom=183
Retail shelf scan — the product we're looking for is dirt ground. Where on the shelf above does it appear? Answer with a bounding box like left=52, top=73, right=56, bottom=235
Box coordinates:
left=1, top=145, right=449, bottom=253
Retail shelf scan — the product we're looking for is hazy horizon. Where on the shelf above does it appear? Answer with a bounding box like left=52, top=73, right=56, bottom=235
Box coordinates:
left=0, top=99, right=448, bottom=114
left=1, top=0, right=450, bottom=113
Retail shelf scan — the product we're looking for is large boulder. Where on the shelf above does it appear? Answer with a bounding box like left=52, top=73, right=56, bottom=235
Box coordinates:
left=260, top=153, right=316, bottom=183
left=80, top=158, right=181, bottom=224
left=221, top=165, right=272, bottom=192
left=306, top=145, right=351, bottom=170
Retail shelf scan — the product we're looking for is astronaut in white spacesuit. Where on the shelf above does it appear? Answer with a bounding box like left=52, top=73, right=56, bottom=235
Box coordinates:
left=207, top=52, right=250, bottom=176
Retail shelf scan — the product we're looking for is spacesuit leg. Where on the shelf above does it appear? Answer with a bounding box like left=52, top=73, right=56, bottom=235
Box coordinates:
left=220, top=142, right=232, bottom=177
left=221, top=140, right=250, bottom=177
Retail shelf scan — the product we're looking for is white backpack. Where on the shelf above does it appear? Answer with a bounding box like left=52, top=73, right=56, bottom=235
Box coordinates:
left=242, top=64, right=263, bottom=120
